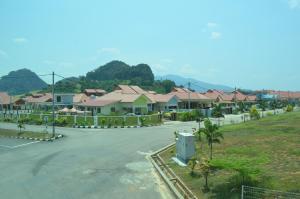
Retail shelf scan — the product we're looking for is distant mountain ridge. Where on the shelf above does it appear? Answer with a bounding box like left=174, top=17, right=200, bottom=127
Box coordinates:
left=156, top=74, right=234, bottom=92
left=0, top=69, right=48, bottom=95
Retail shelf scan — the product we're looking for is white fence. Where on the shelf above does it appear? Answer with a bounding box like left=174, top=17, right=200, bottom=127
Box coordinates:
left=209, top=109, right=285, bottom=127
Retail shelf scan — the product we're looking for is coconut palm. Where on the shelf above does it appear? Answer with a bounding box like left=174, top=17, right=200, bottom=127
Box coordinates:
left=202, top=119, right=224, bottom=160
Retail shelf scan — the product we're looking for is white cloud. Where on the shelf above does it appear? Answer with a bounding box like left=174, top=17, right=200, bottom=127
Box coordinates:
left=210, top=32, right=222, bottom=40
left=288, top=0, right=300, bottom=9
left=12, top=37, right=28, bottom=43
left=0, top=49, right=8, bottom=57
left=98, top=47, right=120, bottom=54
left=207, top=22, right=218, bottom=28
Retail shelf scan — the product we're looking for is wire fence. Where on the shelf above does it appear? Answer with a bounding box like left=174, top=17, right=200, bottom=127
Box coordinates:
left=241, top=185, right=300, bottom=199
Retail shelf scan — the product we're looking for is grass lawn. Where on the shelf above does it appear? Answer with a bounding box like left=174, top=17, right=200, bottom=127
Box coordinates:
left=160, top=111, right=300, bottom=199
left=0, top=128, right=52, bottom=139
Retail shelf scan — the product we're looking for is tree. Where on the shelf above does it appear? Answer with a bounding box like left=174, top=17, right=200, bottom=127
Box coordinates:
left=211, top=104, right=224, bottom=118
left=201, top=119, right=224, bottom=160
left=199, top=158, right=211, bottom=192
left=270, top=100, right=277, bottom=114
left=17, top=119, right=25, bottom=134
left=238, top=102, right=246, bottom=113
left=259, top=101, right=267, bottom=111
left=250, top=106, right=260, bottom=120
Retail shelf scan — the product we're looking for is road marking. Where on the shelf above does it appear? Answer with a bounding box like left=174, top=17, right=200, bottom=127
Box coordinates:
left=0, top=144, right=13, bottom=149
left=11, top=141, right=40, bottom=149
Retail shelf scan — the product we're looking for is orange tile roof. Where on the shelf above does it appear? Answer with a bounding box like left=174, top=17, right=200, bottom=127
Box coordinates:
left=99, top=92, right=153, bottom=103
left=146, top=94, right=179, bottom=103
left=0, top=92, right=10, bottom=105
left=80, top=99, right=118, bottom=107
left=25, top=93, right=52, bottom=103
left=73, top=93, right=89, bottom=103
left=170, top=91, right=211, bottom=101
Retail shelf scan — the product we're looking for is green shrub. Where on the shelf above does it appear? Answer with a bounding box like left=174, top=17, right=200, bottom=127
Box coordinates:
left=212, top=105, right=224, bottom=118
left=35, top=118, right=43, bottom=125
left=107, top=119, right=112, bottom=128
left=4, top=118, right=12, bottom=122
left=266, top=112, right=273, bottom=117
left=250, top=107, right=260, bottom=120
left=286, top=104, right=294, bottom=112
left=114, top=120, right=118, bottom=128
left=55, top=117, right=68, bottom=127
left=163, top=112, right=171, bottom=119
left=100, top=119, right=106, bottom=128
left=140, top=117, right=146, bottom=126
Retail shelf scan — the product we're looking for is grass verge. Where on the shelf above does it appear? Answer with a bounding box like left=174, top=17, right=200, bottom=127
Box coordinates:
left=0, top=128, right=52, bottom=139
left=160, top=111, right=300, bottom=199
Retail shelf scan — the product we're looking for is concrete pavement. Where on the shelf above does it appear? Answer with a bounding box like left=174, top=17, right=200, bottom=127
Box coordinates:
left=0, top=122, right=197, bottom=199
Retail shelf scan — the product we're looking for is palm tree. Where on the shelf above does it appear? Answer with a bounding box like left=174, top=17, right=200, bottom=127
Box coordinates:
left=199, top=158, right=211, bottom=192
left=17, top=120, right=25, bottom=135
left=202, top=119, right=224, bottom=160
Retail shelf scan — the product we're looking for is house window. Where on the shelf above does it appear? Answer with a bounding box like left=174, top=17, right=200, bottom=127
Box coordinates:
left=56, top=96, right=62, bottom=103
left=111, top=107, right=116, bottom=112
left=97, top=108, right=101, bottom=113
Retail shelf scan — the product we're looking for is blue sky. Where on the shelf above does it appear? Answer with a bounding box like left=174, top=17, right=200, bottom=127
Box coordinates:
left=0, top=0, right=299, bottom=90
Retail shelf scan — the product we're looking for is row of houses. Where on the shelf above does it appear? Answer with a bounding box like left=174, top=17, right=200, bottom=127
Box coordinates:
left=1, top=86, right=298, bottom=116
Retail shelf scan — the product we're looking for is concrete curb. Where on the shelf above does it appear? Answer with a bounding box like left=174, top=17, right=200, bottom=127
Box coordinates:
left=72, top=124, right=160, bottom=129
left=0, top=134, right=64, bottom=142
left=149, top=142, right=198, bottom=199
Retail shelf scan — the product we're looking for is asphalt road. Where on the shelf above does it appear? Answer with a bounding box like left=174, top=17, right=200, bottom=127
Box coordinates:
left=0, top=122, right=198, bottom=199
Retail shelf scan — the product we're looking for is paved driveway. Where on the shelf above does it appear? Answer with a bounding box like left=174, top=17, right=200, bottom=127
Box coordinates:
left=0, top=122, right=197, bottom=199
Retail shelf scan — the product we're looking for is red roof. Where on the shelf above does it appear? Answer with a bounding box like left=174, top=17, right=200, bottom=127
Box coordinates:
left=0, top=92, right=10, bottom=105
left=80, top=99, right=118, bottom=107
left=25, top=93, right=52, bottom=103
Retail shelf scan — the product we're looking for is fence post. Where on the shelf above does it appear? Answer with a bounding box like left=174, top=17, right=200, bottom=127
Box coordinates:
left=94, top=115, right=98, bottom=127
left=74, top=115, right=77, bottom=124
left=241, top=185, right=244, bottom=199
left=137, top=116, right=141, bottom=126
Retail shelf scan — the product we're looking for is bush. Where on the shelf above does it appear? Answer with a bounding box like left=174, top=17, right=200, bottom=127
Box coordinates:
left=107, top=119, right=112, bottom=128
left=3, top=118, right=12, bottom=122
left=114, top=120, right=118, bottom=128
left=177, top=110, right=203, bottom=122
left=266, top=112, right=274, bottom=117
left=250, top=107, right=260, bottom=120
left=55, top=117, right=68, bottom=127
left=286, top=104, right=294, bottom=112
left=35, top=118, right=43, bottom=125
left=163, top=112, right=171, bottom=120
left=100, top=119, right=106, bottom=128
left=212, top=105, right=224, bottom=118
left=140, top=117, right=146, bottom=126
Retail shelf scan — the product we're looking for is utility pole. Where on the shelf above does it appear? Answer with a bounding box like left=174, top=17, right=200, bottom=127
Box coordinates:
left=188, top=81, right=191, bottom=111
left=234, top=87, right=237, bottom=110
left=52, top=71, right=55, bottom=137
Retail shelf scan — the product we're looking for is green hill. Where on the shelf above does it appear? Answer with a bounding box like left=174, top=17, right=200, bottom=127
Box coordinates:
left=0, top=69, right=48, bottom=95
left=52, top=60, right=174, bottom=94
